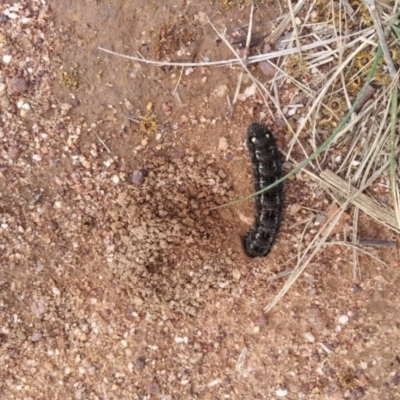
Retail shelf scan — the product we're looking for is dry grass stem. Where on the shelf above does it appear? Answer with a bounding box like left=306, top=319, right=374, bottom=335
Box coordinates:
left=320, top=169, right=400, bottom=234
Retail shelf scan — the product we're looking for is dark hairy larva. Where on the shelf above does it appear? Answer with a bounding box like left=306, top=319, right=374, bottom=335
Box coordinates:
left=244, top=123, right=284, bottom=257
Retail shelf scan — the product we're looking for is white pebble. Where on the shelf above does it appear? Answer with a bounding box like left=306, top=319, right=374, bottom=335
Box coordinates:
left=3, top=55, right=12, bottom=64
left=304, top=332, right=315, bottom=343
left=32, top=154, right=42, bottom=162
left=295, top=17, right=302, bottom=25
left=174, top=336, right=188, bottom=344
left=52, top=287, right=61, bottom=296
left=207, top=378, right=222, bottom=387
left=276, top=388, right=288, bottom=397
left=339, top=314, right=349, bottom=325
left=288, top=108, right=296, bottom=116
left=111, top=175, right=120, bottom=184
left=185, top=67, right=194, bottom=76
left=360, top=361, right=368, bottom=370
left=54, top=201, right=62, bottom=209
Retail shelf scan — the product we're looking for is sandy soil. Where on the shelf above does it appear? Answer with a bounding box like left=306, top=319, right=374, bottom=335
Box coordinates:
left=0, top=1, right=399, bottom=399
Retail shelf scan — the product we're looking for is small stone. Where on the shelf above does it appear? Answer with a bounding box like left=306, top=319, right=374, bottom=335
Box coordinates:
left=135, top=358, right=146, bottom=372
left=254, top=314, right=268, bottom=327
left=52, top=287, right=61, bottom=296
left=304, top=332, right=315, bottom=343
left=189, top=353, right=203, bottom=364
left=339, top=315, right=349, bottom=325
left=185, top=67, right=194, bottom=75
left=131, top=170, right=145, bottom=185
left=349, top=387, right=365, bottom=399
left=259, top=60, right=276, bottom=79
left=351, top=284, right=362, bottom=294
left=8, top=146, right=20, bottom=160
left=276, top=388, right=288, bottom=397
left=289, top=203, right=302, bottom=215
left=218, top=137, right=229, bottom=151
left=31, top=332, right=42, bottom=342
left=146, top=381, right=159, bottom=394
left=232, top=268, right=240, bottom=280
left=212, top=84, right=229, bottom=98
left=0, top=82, right=6, bottom=96
left=3, top=54, right=11, bottom=63
left=133, top=296, right=143, bottom=307
left=391, top=372, right=399, bottom=386
left=7, top=77, right=28, bottom=95
left=32, top=154, right=41, bottom=162
left=315, top=214, right=327, bottom=224
left=111, top=175, right=120, bottom=184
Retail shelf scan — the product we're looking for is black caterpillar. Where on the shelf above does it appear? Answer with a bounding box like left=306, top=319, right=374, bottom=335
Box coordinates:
left=244, top=123, right=284, bottom=258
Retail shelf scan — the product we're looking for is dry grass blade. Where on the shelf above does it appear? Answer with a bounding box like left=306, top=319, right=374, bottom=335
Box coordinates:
left=320, top=169, right=400, bottom=234
left=267, top=0, right=306, bottom=44
left=362, top=0, right=399, bottom=85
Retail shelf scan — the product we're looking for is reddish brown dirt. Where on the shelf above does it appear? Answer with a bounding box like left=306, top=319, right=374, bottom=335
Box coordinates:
left=0, top=1, right=399, bottom=399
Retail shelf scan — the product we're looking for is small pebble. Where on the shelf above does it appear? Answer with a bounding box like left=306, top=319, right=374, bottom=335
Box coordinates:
left=185, top=67, right=194, bottom=76
left=315, top=214, right=327, bottom=224
left=135, top=358, right=146, bottom=372
left=111, top=175, right=120, bottom=184
left=218, top=137, right=229, bottom=151
left=3, top=54, right=12, bottom=63
left=276, top=388, right=288, bottom=397
left=189, top=353, right=203, bottom=364
left=232, top=268, right=241, bottom=280
left=304, top=332, right=315, bottom=343
left=131, top=170, right=145, bottom=185
left=8, top=146, right=20, bottom=160
left=7, top=77, right=28, bottom=95
left=351, top=283, right=362, bottom=294
left=52, top=287, right=61, bottom=296
left=254, top=314, right=268, bottom=327
left=31, top=332, right=42, bottom=342
left=147, top=381, right=160, bottom=394
left=213, top=84, right=229, bottom=98
left=339, top=314, right=349, bottom=325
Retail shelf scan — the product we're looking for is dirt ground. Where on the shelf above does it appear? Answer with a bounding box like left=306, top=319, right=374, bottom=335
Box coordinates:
left=1, top=0, right=400, bottom=399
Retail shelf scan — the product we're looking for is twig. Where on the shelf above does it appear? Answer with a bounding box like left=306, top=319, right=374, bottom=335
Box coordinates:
left=94, top=131, right=111, bottom=153
left=267, top=0, right=306, bottom=44
left=362, top=0, right=400, bottom=87
left=98, top=29, right=374, bottom=68
left=244, top=0, right=255, bottom=64
left=320, top=168, right=400, bottom=234
left=267, top=270, right=294, bottom=281
left=358, top=238, right=397, bottom=248
left=173, top=67, right=184, bottom=95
